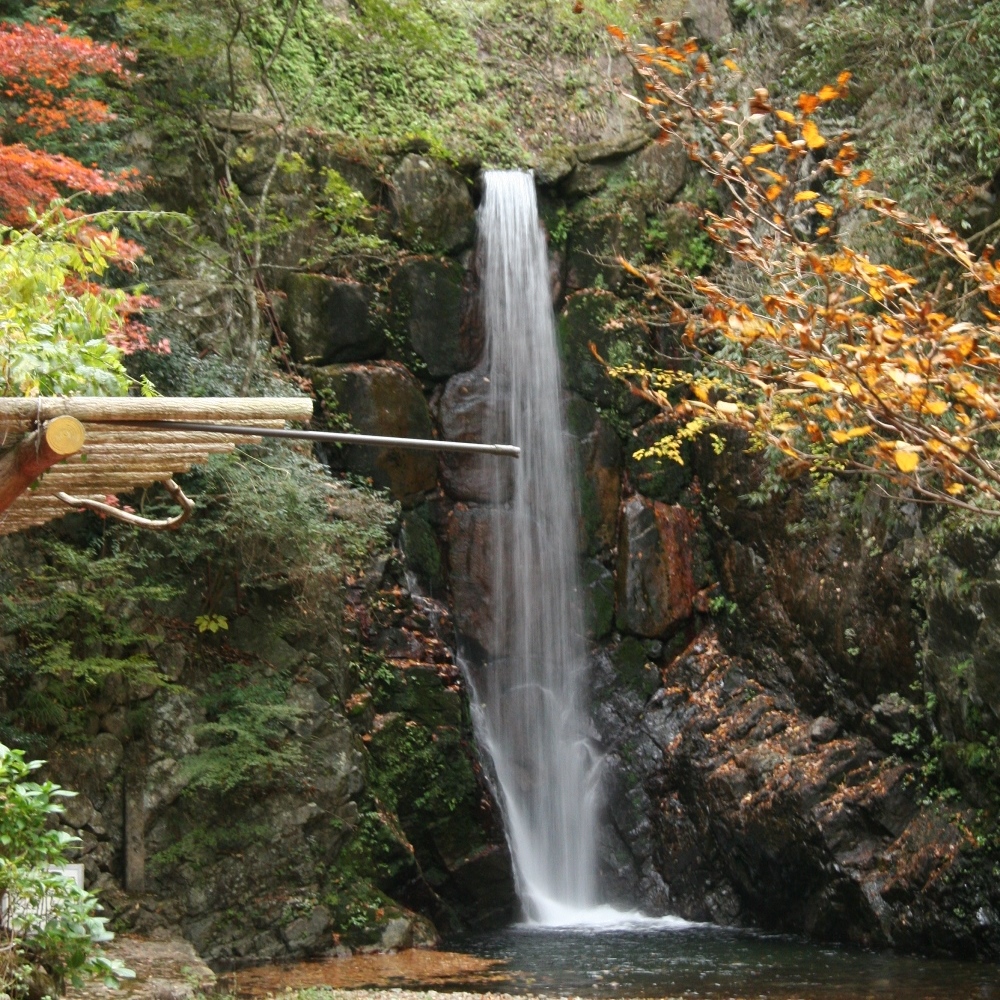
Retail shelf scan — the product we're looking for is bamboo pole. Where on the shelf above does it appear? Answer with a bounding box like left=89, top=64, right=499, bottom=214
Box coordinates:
left=0, top=417, right=85, bottom=515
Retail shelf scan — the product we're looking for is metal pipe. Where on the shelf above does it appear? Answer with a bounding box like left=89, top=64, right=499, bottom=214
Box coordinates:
left=91, top=420, right=521, bottom=458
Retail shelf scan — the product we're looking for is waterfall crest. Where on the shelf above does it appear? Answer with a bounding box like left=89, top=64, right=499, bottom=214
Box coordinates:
left=467, top=170, right=602, bottom=922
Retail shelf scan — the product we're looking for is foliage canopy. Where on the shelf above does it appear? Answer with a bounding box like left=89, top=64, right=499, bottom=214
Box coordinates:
left=606, top=21, right=1000, bottom=515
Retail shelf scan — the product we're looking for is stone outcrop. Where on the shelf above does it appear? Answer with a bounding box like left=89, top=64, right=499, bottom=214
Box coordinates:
left=389, top=257, right=480, bottom=379
left=616, top=496, right=696, bottom=637
left=565, top=205, right=644, bottom=292
left=312, top=361, right=437, bottom=504
left=282, top=274, right=382, bottom=365
left=567, top=397, right=622, bottom=556
left=390, top=154, right=475, bottom=253
left=437, top=371, right=511, bottom=503
left=446, top=504, right=498, bottom=656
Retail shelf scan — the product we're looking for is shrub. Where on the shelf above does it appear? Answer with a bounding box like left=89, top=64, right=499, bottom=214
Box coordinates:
left=0, top=744, right=132, bottom=998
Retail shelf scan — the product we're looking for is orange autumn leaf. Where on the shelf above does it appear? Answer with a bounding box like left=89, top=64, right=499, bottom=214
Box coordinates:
left=802, top=120, right=827, bottom=149
left=797, top=93, right=821, bottom=115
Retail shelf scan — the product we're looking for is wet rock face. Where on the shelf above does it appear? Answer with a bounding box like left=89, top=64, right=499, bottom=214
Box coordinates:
left=446, top=504, right=498, bottom=656
left=389, top=257, right=481, bottom=379
left=630, top=630, right=999, bottom=958
left=282, top=274, right=382, bottom=365
left=312, top=361, right=437, bottom=504
left=616, top=496, right=696, bottom=638
left=391, top=154, right=475, bottom=253
left=437, top=371, right=512, bottom=503
left=566, top=396, right=622, bottom=556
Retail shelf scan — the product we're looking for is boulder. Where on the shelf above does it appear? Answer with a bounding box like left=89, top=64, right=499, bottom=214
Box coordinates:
left=282, top=274, right=383, bottom=364
left=626, top=417, right=693, bottom=504
left=567, top=397, right=622, bottom=555
left=532, top=146, right=576, bottom=186
left=390, top=154, right=475, bottom=252
left=437, top=371, right=511, bottom=503
left=312, top=361, right=437, bottom=503
left=659, top=0, right=732, bottom=44
left=447, top=505, right=498, bottom=655
left=389, top=257, right=480, bottom=378
left=565, top=205, right=645, bottom=292
left=632, top=138, right=688, bottom=203
left=616, top=496, right=696, bottom=637
left=558, top=290, right=654, bottom=424
left=575, top=131, right=650, bottom=163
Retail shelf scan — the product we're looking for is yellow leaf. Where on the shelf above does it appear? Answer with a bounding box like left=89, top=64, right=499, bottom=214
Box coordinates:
left=817, top=84, right=840, bottom=101
left=723, top=58, right=742, bottom=73
left=799, top=371, right=835, bottom=391
left=815, top=202, right=835, bottom=218
left=946, top=482, right=966, bottom=495
left=802, top=120, right=826, bottom=149
left=847, top=425, right=872, bottom=438
left=830, top=430, right=850, bottom=444
left=693, top=383, right=710, bottom=403
left=924, top=399, right=949, bottom=415
left=794, top=191, right=819, bottom=202
left=774, top=130, right=791, bottom=148
left=766, top=184, right=783, bottom=201
left=817, top=226, right=831, bottom=236
left=750, top=142, right=775, bottom=154
left=776, top=110, right=797, bottom=124
left=893, top=449, right=920, bottom=473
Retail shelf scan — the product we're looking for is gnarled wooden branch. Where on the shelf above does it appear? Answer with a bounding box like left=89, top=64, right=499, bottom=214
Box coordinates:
left=56, top=478, right=194, bottom=531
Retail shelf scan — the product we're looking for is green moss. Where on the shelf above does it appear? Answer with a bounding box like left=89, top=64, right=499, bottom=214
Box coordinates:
left=612, top=636, right=660, bottom=697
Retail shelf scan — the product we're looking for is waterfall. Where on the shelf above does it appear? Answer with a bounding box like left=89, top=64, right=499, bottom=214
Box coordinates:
left=466, top=170, right=602, bottom=923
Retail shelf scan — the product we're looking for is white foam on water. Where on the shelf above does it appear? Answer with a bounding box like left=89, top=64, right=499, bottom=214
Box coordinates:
left=519, top=896, right=701, bottom=931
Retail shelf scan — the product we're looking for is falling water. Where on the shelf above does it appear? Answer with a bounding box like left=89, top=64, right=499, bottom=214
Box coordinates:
left=467, top=170, right=602, bottom=923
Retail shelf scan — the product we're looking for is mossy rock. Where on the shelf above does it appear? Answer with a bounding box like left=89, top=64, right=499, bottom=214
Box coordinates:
left=565, top=204, right=644, bottom=292
left=390, top=154, right=475, bottom=253
left=401, top=508, right=444, bottom=594
left=626, top=417, right=693, bottom=504
left=582, top=559, right=615, bottom=640
left=312, top=361, right=437, bottom=504
left=389, top=257, right=479, bottom=378
left=282, top=274, right=384, bottom=365
left=557, top=290, right=654, bottom=425
left=387, top=665, right=462, bottom=728
left=612, top=636, right=661, bottom=698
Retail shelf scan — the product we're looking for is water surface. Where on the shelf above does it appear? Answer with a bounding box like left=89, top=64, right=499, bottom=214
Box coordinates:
left=222, top=924, right=999, bottom=1000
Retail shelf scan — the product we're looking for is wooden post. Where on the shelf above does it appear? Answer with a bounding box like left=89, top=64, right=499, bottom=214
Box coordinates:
left=0, top=416, right=85, bottom=515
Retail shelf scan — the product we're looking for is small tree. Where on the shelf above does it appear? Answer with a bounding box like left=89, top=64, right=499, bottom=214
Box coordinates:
left=0, top=744, right=133, bottom=998
left=604, top=21, right=1000, bottom=515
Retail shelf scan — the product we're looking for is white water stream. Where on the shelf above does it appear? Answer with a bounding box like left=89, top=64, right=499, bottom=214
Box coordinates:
left=465, top=170, right=604, bottom=924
